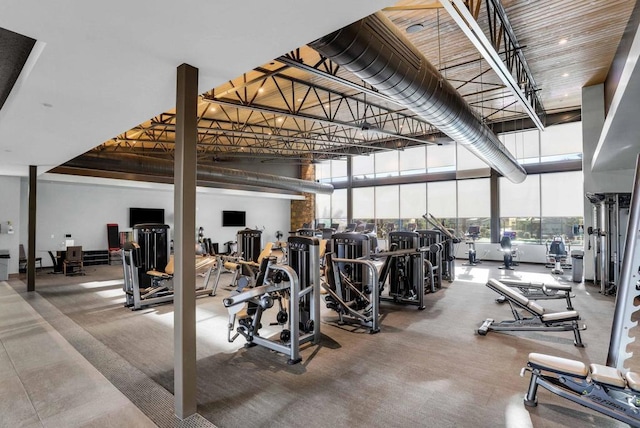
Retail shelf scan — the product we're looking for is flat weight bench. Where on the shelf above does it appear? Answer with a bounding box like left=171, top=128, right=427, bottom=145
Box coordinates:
left=496, top=278, right=575, bottom=310
left=522, top=353, right=640, bottom=426
left=478, top=278, right=586, bottom=346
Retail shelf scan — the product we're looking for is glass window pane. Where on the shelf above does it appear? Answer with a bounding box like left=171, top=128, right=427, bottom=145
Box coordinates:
left=400, top=183, right=427, bottom=218
left=427, top=144, right=456, bottom=172
left=540, top=122, right=582, bottom=157
left=500, top=174, right=541, bottom=217
left=375, top=185, right=399, bottom=218
left=352, top=187, right=374, bottom=218
left=352, top=155, right=375, bottom=180
left=456, top=143, right=487, bottom=171
left=375, top=151, right=399, bottom=176
left=500, top=129, right=540, bottom=164
left=316, top=193, right=331, bottom=219
left=500, top=217, right=541, bottom=242
left=316, top=161, right=331, bottom=182
left=331, top=159, right=347, bottom=181
left=399, top=145, right=426, bottom=175
left=540, top=171, right=583, bottom=216
left=457, top=178, right=490, bottom=217
left=427, top=181, right=456, bottom=217
left=331, top=189, right=347, bottom=219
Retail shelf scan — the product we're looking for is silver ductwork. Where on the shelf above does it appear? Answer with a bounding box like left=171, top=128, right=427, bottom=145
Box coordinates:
left=309, top=11, right=527, bottom=183
left=63, top=153, right=334, bottom=194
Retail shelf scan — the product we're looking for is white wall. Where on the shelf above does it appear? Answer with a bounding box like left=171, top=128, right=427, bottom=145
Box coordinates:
left=19, top=175, right=297, bottom=270
left=0, top=176, right=22, bottom=274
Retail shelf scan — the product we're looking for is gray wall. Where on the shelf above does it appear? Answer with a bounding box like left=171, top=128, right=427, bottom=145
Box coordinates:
left=0, top=176, right=22, bottom=274
left=11, top=175, right=295, bottom=272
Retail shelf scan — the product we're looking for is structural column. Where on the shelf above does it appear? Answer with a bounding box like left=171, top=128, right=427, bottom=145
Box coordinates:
left=174, top=63, right=198, bottom=419
left=27, top=165, right=37, bottom=292
left=490, top=169, right=500, bottom=243
left=290, top=161, right=315, bottom=229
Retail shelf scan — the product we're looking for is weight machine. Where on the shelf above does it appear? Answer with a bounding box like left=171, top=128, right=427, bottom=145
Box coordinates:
left=586, top=192, right=630, bottom=295
left=422, top=213, right=460, bottom=281
left=223, top=235, right=320, bottom=364
left=121, top=242, right=217, bottom=310
left=323, top=252, right=381, bottom=333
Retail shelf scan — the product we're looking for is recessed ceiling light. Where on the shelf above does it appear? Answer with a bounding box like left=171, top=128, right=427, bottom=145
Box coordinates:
left=209, top=106, right=216, bottom=112
left=406, top=23, right=424, bottom=34
left=562, top=72, right=569, bottom=77
left=559, top=38, right=568, bottom=45
left=276, top=117, right=284, bottom=123
left=258, top=88, right=264, bottom=93
left=564, top=93, right=569, bottom=97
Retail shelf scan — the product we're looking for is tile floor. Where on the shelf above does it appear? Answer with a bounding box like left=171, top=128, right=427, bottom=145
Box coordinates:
left=0, top=281, right=156, bottom=428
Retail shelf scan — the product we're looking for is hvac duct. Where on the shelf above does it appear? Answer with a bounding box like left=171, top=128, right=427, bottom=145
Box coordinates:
left=64, top=153, right=333, bottom=194
left=309, top=12, right=527, bottom=183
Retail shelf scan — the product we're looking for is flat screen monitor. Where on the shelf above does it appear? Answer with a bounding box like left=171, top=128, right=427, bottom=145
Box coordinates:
left=468, top=225, right=480, bottom=235
left=222, top=210, right=246, bottom=227
left=129, top=208, right=165, bottom=227
left=503, top=231, right=517, bottom=239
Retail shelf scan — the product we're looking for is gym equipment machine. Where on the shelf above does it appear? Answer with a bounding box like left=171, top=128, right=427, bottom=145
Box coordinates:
left=586, top=192, right=631, bottom=295
left=463, top=225, right=480, bottom=266
left=323, top=252, right=381, bottom=333
left=416, top=229, right=443, bottom=289
left=133, top=223, right=170, bottom=288
left=522, top=353, right=640, bottom=427
left=498, top=231, right=517, bottom=270
left=121, top=242, right=216, bottom=310
left=330, top=232, right=373, bottom=286
left=421, top=213, right=460, bottom=281
left=478, top=279, right=586, bottom=346
left=237, top=228, right=262, bottom=265
left=374, top=231, right=440, bottom=309
left=223, top=235, right=320, bottom=364
left=545, top=235, right=569, bottom=275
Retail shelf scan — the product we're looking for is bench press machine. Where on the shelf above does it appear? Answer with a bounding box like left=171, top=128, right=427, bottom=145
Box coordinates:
left=495, top=278, right=575, bottom=310
left=223, top=236, right=320, bottom=364
left=522, top=353, right=640, bottom=427
left=478, top=278, right=586, bottom=346
left=121, top=242, right=217, bottom=310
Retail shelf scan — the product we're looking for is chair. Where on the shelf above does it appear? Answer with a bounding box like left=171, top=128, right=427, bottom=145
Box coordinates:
left=19, top=244, right=42, bottom=272
left=47, top=251, right=62, bottom=274
left=63, top=246, right=84, bottom=276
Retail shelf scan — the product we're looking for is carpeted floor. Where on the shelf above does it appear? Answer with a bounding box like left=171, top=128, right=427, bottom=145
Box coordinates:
left=9, top=260, right=637, bottom=428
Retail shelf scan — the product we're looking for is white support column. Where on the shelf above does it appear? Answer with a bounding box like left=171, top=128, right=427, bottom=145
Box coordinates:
left=174, top=63, right=198, bottom=419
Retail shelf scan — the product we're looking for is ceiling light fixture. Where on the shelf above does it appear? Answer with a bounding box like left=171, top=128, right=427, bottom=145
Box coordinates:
left=562, top=72, right=569, bottom=77
left=406, top=23, right=425, bottom=34
left=559, top=38, right=568, bottom=45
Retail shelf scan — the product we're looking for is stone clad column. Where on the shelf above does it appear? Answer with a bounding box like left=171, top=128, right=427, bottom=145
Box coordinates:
left=291, top=162, right=316, bottom=230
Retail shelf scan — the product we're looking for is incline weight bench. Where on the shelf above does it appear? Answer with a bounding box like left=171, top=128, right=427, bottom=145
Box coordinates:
left=522, top=353, right=640, bottom=426
left=478, top=278, right=586, bottom=346
left=496, top=279, right=575, bottom=310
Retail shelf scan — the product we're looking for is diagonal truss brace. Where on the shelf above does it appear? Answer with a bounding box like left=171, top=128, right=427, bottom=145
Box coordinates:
left=441, top=0, right=545, bottom=130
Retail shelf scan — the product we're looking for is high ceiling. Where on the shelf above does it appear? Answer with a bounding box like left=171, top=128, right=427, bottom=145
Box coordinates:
left=0, top=0, right=637, bottom=181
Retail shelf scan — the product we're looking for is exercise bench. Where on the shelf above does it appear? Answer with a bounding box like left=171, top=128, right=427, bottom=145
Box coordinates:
left=522, top=352, right=640, bottom=426
left=478, top=278, right=586, bottom=346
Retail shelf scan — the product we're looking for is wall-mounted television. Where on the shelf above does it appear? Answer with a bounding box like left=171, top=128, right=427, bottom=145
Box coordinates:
left=130, top=207, right=165, bottom=227
left=222, top=210, right=246, bottom=227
